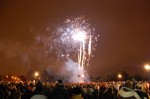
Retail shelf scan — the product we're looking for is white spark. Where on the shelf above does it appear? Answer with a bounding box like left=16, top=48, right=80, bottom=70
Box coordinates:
left=72, top=30, right=86, bottom=42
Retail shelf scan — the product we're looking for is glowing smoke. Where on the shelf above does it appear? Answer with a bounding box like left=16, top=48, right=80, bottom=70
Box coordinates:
left=34, top=16, right=98, bottom=82
left=61, top=59, right=89, bottom=82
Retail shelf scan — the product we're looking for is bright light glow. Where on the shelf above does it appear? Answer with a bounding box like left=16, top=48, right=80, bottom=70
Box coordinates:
left=35, top=16, right=98, bottom=82
left=33, top=80, right=35, bottom=84
left=34, top=72, right=39, bottom=77
left=81, top=74, right=85, bottom=78
left=72, top=30, right=86, bottom=42
left=118, top=74, right=122, bottom=78
left=145, top=64, right=150, bottom=70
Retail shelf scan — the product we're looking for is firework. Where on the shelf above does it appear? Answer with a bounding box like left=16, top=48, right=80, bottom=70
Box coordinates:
left=35, top=16, right=98, bottom=78
left=53, top=16, right=97, bottom=76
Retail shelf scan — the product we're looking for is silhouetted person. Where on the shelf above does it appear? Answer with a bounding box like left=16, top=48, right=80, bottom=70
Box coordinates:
left=50, top=79, right=70, bottom=99
left=118, top=81, right=141, bottom=99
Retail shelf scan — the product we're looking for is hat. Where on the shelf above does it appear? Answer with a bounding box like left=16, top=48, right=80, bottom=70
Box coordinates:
left=125, top=80, right=132, bottom=89
left=56, top=79, right=64, bottom=85
left=135, top=84, right=142, bottom=90
left=73, top=87, right=82, bottom=95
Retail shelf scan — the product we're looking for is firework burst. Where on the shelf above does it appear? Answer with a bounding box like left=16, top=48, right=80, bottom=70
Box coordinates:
left=35, top=15, right=98, bottom=80
left=51, top=16, right=97, bottom=75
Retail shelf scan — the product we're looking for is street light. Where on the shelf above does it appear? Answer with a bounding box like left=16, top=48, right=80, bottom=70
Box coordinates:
left=34, top=72, right=39, bottom=77
left=118, top=74, right=122, bottom=81
left=144, top=64, right=150, bottom=82
left=118, top=74, right=122, bottom=78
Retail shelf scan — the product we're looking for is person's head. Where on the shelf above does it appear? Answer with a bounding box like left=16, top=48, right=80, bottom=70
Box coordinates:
left=135, top=84, right=142, bottom=90
left=13, top=91, right=21, bottom=99
left=87, top=84, right=92, bottom=88
left=107, top=87, right=113, bottom=93
left=35, top=81, right=43, bottom=94
left=73, top=87, right=82, bottom=95
left=124, top=80, right=133, bottom=89
left=56, top=79, right=64, bottom=86
left=0, top=89, right=4, bottom=99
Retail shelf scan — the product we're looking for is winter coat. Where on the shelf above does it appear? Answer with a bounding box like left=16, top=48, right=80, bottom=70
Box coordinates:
left=71, top=94, right=83, bottom=99
left=118, top=87, right=141, bottom=99
left=31, top=94, right=47, bottom=99
left=50, top=85, right=70, bottom=99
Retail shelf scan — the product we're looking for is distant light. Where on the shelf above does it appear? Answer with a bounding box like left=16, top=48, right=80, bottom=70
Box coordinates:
left=118, top=74, right=122, bottom=78
left=34, top=72, right=39, bottom=77
left=145, top=64, right=150, bottom=70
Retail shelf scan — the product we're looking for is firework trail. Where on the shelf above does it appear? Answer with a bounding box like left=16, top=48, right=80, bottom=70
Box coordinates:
left=54, top=16, right=96, bottom=76
left=35, top=15, right=98, bottom=81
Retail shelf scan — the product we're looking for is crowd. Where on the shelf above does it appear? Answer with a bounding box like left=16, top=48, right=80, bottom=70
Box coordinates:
left=0, top=79, right=150, bottom=99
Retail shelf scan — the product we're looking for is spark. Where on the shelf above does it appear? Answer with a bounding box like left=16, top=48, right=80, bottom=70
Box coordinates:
left=36, top=15, right=98, bottom=79
left=54, top=16, right=97, bottom=76
left=81, top=74, right=85, bottom=78
left=72, top=30, right=86, bottom=42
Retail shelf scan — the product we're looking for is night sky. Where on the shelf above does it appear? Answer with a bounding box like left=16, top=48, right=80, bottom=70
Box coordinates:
left=0, top=0, right=150, bottom=78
